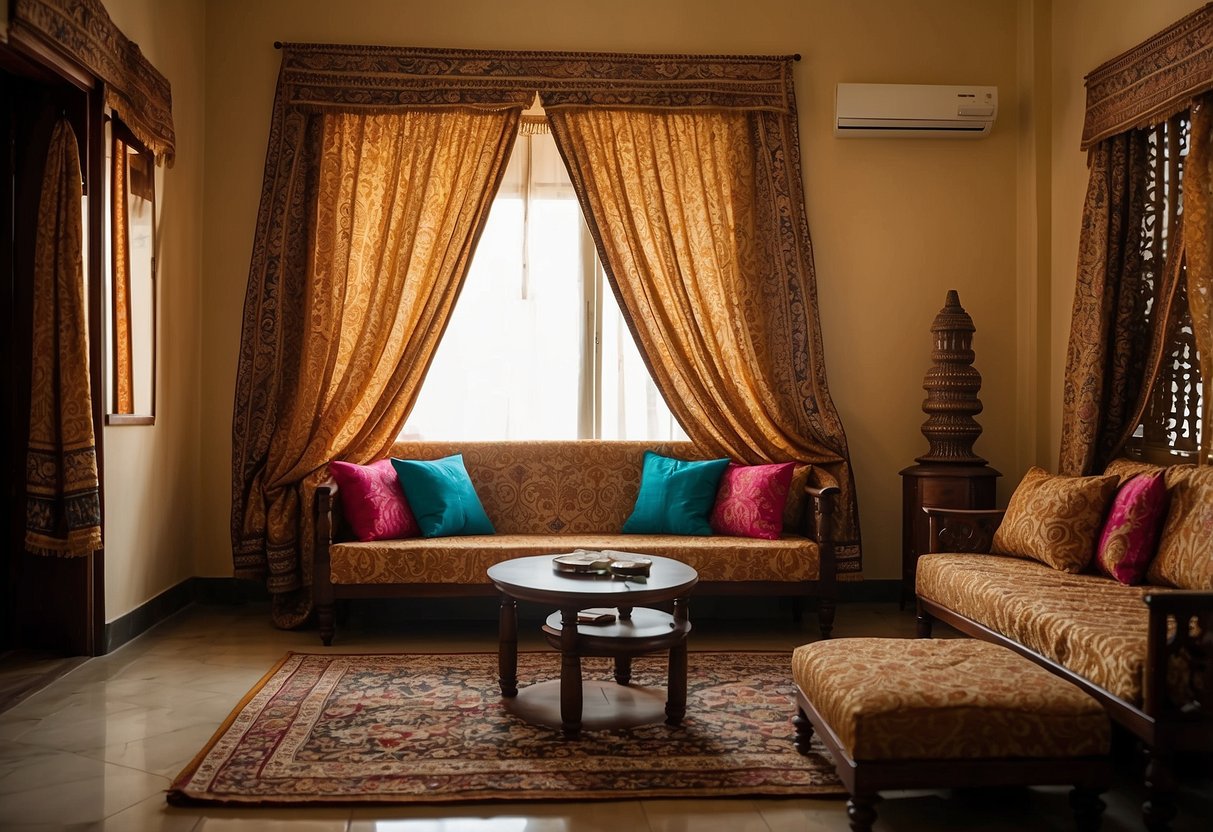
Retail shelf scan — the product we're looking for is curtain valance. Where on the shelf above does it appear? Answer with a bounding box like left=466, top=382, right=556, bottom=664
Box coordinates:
left=276, top=42, right=794, bottom=113
left=10, top=0, right=175, bottom=164
left=1081, top=2, right=1213, bottom=150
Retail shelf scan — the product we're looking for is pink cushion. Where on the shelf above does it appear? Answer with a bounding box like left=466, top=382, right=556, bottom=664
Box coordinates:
left=1095, top=471, right=1167, bottom=585
left=710, top=462, right=796, bottom=540
left=328, top=459, right=420, bottom=542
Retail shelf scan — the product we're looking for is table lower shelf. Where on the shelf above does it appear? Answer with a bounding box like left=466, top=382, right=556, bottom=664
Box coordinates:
left=503, top=678, right=671, bottom=731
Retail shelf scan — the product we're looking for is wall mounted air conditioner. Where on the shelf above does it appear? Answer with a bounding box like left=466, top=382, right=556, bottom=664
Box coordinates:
left=835, top=83, right=997, bottom=138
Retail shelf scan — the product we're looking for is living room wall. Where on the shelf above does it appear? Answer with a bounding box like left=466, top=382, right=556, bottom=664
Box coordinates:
left=198, top=0, right=1022, bottom=586
left=99, top=0, right=206, bottom=621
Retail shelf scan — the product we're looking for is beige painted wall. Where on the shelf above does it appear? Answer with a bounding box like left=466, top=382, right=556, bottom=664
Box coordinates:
left=1046, top=0, right=1206, bottom=465
left=100, top=0, right=205, bottom=620
left=199, top=0, right=1021, bottom=583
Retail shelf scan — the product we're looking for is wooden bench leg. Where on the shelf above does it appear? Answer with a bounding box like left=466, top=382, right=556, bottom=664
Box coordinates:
left=818, top=599, right=836, bottom=638
left=846, top=794, right=879, bottom=832
left=318, top=603, right=335, bottom=646
left=1070, top=786, right=1106, bottom=832
left=792, top=707, right=815, bottom=755
left=916, top=604, right=934, bottom=638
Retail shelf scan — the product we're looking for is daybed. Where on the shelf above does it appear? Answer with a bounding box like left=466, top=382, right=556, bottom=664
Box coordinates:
left=314, top=440, right=839, bottom=646
left=915, top=458, right=1213, bottom=830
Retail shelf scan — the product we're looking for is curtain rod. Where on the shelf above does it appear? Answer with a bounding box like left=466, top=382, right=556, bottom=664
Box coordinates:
left=272, top=41, right=800, bottom=60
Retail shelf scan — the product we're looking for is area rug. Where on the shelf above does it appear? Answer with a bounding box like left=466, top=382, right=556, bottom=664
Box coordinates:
left=168, top=651, right=843, bottom=806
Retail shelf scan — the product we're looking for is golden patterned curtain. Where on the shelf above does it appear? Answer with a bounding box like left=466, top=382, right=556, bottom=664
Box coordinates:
left=547, top=107, right=861, bottom=572
left=24, top=119, right=103, bottom=557
left=1061, top=5, right=1213, bottom=473
left=233, top=109, right=519, bottom=626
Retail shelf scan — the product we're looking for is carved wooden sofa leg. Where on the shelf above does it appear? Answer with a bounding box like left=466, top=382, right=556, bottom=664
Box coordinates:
left=1142, top=747, right=1177, bottom=832
left=916, top=603, right=934, bottom=638
left=818, top=599, right=836, bottom=638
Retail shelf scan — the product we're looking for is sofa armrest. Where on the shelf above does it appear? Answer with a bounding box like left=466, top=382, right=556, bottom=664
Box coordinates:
left=1142, top=591, right=1213, bottom=721
left=803, top=484, right=839, bottom=584
left=924, top=507, right=1005, bottom=555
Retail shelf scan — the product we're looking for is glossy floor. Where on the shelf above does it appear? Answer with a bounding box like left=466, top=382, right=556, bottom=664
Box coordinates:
left=0, top=601, right=1209, bottom=831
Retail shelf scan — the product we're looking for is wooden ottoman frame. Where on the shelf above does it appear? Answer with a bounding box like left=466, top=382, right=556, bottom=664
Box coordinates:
left=794, top=688, right=1111, bottom=830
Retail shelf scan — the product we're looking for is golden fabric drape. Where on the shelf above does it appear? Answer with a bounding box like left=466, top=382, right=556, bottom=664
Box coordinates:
left=1188, top=93, right=1212, bottom=463
left=236, top=109, right=518, bottom=626
left=547, top=108, right=860, bottom=570
left=1059, top=132, right=1153, bottom=475
left=24, top=119, right=103, bottom=557
left=111, top=135, right=134, bottom=414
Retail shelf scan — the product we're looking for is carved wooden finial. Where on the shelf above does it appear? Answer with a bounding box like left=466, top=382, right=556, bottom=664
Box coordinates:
left=916, top=290, right=986, bottom=464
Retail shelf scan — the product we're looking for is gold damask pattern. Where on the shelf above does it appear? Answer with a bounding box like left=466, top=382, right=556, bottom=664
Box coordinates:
left=916, top=554, right=1160, bottom=703
left=1081, top=4, right=1213, bottom=149
left=12, top=0, right=176, bottom=163
left=792, top=639, right=1108, bottom=762
left=1103, top=457, right=1197, bottom=488
left=991, top=467, right=1118, bottom=572
left=330, top=534, right=817, bottom=585
left=1148, top=467, right=1213, bottom=589
left=24, top=120, right=103, bottom=558
left=548, top=107, right=861, bottom=570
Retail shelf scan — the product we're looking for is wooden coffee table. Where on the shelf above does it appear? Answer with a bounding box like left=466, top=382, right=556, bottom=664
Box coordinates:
left=486, top=553, right=698, bottom=738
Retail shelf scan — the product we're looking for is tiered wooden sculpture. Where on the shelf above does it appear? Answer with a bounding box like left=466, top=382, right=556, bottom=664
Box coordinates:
left=899, top=290, right=999, bottom=607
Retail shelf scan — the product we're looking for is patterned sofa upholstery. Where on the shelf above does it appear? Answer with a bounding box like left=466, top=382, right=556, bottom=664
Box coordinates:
left=314, top=441, right=839, bottom=645
left=914, top=459, right=1213, bottom=828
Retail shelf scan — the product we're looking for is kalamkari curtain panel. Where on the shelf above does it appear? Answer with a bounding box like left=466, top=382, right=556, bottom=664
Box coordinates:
left=231, top=45, right=860, bottom=626
left=1060, top=4, right=1213, bottom=474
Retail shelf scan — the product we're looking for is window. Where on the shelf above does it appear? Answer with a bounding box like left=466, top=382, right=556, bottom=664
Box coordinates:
left=1129, top=113, right=1205, bottom=462
left=402, top=124, right=687, bottom=442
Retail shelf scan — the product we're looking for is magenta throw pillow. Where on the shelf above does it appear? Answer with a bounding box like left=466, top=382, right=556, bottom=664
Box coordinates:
left=710, top=462, right=796, bottom=540
left=328, top=459, right=420, bottom=542
left=1095, top=471, right=1168, bottom=585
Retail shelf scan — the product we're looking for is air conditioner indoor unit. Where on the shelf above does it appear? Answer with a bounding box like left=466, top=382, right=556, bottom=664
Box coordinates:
left=834, top=83, right=998, bottom=138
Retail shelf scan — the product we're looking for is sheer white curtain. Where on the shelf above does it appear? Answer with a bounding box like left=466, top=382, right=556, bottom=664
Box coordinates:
left=403, top=126, right=686, bottom=442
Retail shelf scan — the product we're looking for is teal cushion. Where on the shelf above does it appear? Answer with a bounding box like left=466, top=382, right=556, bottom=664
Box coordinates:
left=622, top=451, right=730, bottom=535
left=390, top=454, right=495, bottom=538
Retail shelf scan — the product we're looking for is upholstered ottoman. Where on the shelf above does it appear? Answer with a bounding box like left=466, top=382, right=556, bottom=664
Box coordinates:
left=792, top=638, right=1112, bottom=831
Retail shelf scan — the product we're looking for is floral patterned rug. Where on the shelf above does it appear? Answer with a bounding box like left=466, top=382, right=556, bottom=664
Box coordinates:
left=168, top=651, right=844, bottom=806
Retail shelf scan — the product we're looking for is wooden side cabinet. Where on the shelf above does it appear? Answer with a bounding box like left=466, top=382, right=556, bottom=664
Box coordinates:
left=899, top=463, right=1000, bottom=608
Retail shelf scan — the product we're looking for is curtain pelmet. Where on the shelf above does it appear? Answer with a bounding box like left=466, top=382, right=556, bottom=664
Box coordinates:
left=547, top=105, right=861, bottom=573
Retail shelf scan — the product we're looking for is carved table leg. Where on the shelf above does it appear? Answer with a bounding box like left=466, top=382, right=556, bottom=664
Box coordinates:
left=1143, top=747, right=1176, bottom=832
left=665, top=597, right=689, bottom=726
left=497, top=596, right=518, bottom=697
left=614, top=656, right=632, bottom=686
left=560, top=607, right=582, bottom=738
left=1070, top=786, right=1106, bottom=832
left=792, top=708, right=815, bottom=755
left=846, top=794, right=879, bottom=832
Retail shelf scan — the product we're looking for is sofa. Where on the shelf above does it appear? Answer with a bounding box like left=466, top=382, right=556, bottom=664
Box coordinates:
left=914, top=458, right=1212, bottom=830
left=314, top=440, right=839, bottom=646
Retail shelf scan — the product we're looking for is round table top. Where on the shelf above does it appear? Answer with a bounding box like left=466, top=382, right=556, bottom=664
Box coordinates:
left=487, top=553, right=698, bottom=608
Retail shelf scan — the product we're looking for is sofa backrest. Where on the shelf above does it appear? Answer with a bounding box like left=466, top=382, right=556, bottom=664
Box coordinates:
left=389, top=440, right=713, bottom=535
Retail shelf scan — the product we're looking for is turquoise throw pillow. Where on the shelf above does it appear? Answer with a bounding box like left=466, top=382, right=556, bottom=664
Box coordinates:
left=390, top=454, right=495, bottom=538
left=622, top=451, right=730, bottom=535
